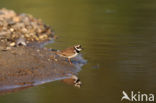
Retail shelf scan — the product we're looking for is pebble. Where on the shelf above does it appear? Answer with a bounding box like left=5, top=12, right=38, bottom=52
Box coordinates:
left=10, top=42, right=16, bottom=47
left=0, top=8, right=55, bottom=49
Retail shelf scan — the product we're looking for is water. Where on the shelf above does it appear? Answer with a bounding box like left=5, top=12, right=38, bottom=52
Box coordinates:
left=0, top=0, right=156, bottom=103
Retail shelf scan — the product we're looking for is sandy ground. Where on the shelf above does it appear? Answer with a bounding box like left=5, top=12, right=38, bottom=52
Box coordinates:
left=0, top=45, right=82, bottom=95
left=0, top=8, right=85, bottom=95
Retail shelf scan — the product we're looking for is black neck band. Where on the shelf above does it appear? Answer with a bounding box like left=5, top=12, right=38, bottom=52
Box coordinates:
left=75, top=49, right=80, bottom=53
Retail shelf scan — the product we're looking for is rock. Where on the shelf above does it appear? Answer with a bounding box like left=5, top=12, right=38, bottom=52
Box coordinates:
left=9, top=42, right=16, bottom=47
left=0, top=8, right=55, bottom=48
left=16, top=36, right=27, bottom=46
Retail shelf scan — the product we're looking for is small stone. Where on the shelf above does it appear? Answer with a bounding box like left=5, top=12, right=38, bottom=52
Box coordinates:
left=16, top=36, right=27, bottom=46
left=12, top=16, right=20, bottom=22
left=36, top=49, right=40, bottom=52
left=10, top=28, right=14, bottom=32
left=10, top=42, right=15, bottom=47
left=6, top=47, right=11, bottom=50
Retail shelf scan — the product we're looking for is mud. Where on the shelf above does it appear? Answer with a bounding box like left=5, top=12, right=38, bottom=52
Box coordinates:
left=0, top=45, right=84, bottom=95
left=0, top=9, right=86, bottom=95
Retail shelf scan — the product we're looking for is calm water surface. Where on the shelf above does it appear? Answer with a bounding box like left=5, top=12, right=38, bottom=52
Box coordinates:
left=0, top=0, right=156, bottom=103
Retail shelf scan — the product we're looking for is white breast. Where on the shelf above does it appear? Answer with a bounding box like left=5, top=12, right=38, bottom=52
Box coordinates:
left=68, top=52, right=78, bottom=58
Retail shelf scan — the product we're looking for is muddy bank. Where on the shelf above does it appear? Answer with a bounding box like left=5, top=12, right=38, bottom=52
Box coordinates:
left=0, top=9, right=86, bottom=95
left=0, top=46, right=84, bottom=94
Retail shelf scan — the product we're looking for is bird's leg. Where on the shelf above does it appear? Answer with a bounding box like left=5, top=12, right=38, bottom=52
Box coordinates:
left=68, top=58, right=72, bottom=64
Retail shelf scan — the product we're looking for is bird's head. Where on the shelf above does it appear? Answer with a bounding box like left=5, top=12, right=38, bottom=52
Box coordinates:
left=74, top=45, right=82, bottom=52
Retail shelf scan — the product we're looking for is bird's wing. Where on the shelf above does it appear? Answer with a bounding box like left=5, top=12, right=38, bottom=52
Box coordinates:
left=59, top=48, right=75, bottom=56
left=61, top=51, right=75, bottom=57
left=61, top=48, right=75, bottom=56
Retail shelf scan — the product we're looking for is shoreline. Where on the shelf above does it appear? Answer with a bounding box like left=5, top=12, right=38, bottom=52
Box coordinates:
left=0, top=9, right=85, bottom=95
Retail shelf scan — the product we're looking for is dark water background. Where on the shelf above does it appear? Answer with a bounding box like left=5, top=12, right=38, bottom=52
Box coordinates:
left=0, top=0, right=156, bottom=103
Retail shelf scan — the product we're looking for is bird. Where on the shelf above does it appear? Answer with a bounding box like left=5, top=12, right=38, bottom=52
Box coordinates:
left=62, top=75, right=82, bottom=88
left=56, top=45, right=82, bottom=64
